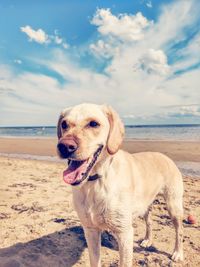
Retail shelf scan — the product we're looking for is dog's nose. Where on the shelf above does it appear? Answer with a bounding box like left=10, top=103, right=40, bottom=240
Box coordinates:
left=57, top=139, right=78, bottom=158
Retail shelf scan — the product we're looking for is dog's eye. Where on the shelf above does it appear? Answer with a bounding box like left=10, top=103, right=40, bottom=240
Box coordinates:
left=88, top=121, right=100, bottom=128
left=61, top=121, right=68, bottom=130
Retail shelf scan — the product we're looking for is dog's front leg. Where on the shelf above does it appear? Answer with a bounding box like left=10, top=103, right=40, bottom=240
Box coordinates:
left=116, top=227, right=134, bottom=267
left=83, top=226, right=101, bottom=267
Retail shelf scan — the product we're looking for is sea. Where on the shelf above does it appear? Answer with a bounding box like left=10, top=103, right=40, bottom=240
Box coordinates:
left=0, top=124, right=199, bottom=141
left=0, top=125, right=200, bottom=177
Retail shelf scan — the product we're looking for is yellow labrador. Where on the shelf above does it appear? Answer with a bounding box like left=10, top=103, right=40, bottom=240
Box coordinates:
left=57, top=103, right=183, bottom=267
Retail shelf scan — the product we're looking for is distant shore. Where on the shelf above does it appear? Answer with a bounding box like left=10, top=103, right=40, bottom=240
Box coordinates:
left=0, top=137, right=200, bottom=163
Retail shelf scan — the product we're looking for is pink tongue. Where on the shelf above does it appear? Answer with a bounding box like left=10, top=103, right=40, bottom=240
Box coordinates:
left=63, top=160, right=88, bottom=184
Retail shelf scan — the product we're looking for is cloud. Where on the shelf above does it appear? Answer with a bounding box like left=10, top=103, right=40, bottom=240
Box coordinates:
left=20, top=25, right=49, bottom=44
left=90, top=39, right=119, bottom=58
left=147, top=0, right=199, bottom=49
left=2, top=0, right=200, bottom=126
left=162, top=105, right=200, bottom=119
left=14, top=59, right=22, bottom=64
left=62, top=43, right=69, bottom=49
left=20, top=26, right=69, bottom=48
left=0, top=65, right=65, bottom=126
left=122, top=104, right=200, bottom=124
left=53, top=30, right=69, bottom=49
left=54, top=35, right=62, bottom=44
left=179, top=105, right=200, bottom=116
left=140, top=49, right=170, bottom=75
left=52, top=1, right=200, bottom=123
left=91, top=9, right=151, bottom=41
left=146, top=1, right=152, bottom=8
left=172, top=34, right=200, bottom=72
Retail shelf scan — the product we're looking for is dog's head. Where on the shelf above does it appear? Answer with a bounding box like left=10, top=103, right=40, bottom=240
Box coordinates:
left=57, top=103, right=124, bottom=186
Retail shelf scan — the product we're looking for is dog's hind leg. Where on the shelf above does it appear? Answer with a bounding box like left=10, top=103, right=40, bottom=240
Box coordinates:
left=140, top=208, right=153, bottom=248
left=171, top=214, right=184, bottom=262
left=164, top=182, right=184, bottom=262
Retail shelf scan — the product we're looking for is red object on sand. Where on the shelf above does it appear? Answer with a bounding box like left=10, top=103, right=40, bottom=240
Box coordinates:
left=187, top=215, right=196, bottom=224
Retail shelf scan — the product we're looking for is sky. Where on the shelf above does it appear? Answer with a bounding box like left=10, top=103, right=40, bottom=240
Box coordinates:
left=0, top=0, right=200, bottom=126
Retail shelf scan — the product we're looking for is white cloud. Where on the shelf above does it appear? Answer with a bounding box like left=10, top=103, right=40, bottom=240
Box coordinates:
left=91, top=9, right=151, bottom=41
left=54, top=35, right=63, bottom=44
left=161, top=105, right=200, bottom=120
left=90, top=39, right=119, bottom=58
left=20, top=25, right=69, bottom=48
left=20, top=25, right=49, bottom=44
left=53, top=31, right=69, bottom=48
left=172, top=34, right=200, bottom=72
left=62, top=43, right=69, bottom=49
left=179, top=105, right=200, bottom=116
left=122, top=104, right=200, bottom=124
left=0, top=66, right=66, bottom=126
left=2, top=0, right=200, bottom=126
left=146, top=0, right=199, bottom=49
left=140, top=49, right=170, bottom=75
left=14, top=59, right=22, bottom=64
left=35, top=46, right=200, bottom=122
left=146, top=1, right=152, bottom=8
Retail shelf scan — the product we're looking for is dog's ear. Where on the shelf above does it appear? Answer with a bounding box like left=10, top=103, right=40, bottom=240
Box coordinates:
left=57, top=113, right=64, bottom=139
left=103, top=105, right=125, bottom=155
left=57, top=107, right=71, bottom=139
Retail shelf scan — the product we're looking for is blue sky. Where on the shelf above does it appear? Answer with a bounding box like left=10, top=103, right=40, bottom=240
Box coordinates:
left=0, top=0, right=200, bottom=126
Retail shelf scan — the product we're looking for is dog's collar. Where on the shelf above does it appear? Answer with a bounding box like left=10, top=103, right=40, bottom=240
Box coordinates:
left=88, top=173, right=101, bottom=182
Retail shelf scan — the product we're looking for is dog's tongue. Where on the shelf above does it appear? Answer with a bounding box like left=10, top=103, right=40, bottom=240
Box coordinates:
left=63, top=160, right=88, bottom=184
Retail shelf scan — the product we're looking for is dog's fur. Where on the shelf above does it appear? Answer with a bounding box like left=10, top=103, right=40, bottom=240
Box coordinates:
left=57, top=103, right=184, bottom=267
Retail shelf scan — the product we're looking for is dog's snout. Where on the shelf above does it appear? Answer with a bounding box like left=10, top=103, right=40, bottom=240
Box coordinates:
left=67, top=143, right=77, bottom=153
left=57, top=138, right=78, bottom=158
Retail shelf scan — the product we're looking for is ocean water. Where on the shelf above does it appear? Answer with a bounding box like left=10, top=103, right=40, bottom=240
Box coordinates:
left=0, top=126, right=56, bottom=138
left=0, top=124, right=199, bottom=141
left=125, top=124, right=200, bottom=141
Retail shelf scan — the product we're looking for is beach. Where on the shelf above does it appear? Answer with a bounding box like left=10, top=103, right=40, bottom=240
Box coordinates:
left=1, top=137, right=200, bottom=162
left=0, top=138, right=200, bottom=266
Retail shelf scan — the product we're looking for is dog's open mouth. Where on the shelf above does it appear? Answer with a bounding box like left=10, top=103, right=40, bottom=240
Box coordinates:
left=63, top=145, right=103, bottom=186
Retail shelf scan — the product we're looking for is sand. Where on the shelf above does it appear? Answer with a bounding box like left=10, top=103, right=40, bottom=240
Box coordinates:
left=0, top=138, right=200, bottom=266
left=0, top=137, right=200, bottom=162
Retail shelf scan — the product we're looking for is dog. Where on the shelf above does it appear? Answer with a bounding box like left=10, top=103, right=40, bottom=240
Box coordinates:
left=57, top=103, right=184, bottom=267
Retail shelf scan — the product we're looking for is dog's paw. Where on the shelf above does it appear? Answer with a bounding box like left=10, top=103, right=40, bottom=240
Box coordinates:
left=140, top=239, right=152, bottom=248
left=171, top=250, right=184, bottom=262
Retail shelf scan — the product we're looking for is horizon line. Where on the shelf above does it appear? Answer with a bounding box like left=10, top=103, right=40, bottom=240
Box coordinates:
left=0, top=123, right=200, bottom=128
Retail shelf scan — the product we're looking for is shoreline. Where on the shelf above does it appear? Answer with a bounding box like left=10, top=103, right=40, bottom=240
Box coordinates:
left=1, top=136, right=200, bottom=142
left=0, top=137, right=200, bottom=178
left=0, top=137, right=200, bottom=162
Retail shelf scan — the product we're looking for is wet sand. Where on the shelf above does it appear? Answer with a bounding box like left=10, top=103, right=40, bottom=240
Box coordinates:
left=0, top=137, right=200, bottom=162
